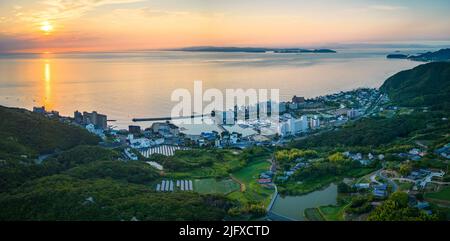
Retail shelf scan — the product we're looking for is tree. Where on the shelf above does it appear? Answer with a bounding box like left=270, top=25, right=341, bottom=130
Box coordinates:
left=367, top=192, right=438, bottom=221
left=399, top=162, right=413, bottom=176
left=328, top=152, right=346, bottom=163
left=337, top=182, right=354, bottom=194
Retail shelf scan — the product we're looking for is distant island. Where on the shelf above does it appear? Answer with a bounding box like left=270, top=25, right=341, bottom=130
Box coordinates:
left=387, top=48, right=450, bottom=62
left=173, top=46, right=337, bottom=54
left=386, top=54, right=408, bottom=59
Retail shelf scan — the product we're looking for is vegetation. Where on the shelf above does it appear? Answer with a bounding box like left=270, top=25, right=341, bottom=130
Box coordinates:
left=292, top=158, right=355, bottom=181
left=304, top=208, right=325, bottom=221
left=399, top=162, right=413, bottom=176
left=51, top=145, right=120, bottom=169
left=0, top=158, right=61, bottom=192
left=380, top=62, right=450, bottom=110
left=0, top=175, right=232, bottom=221
left=368, top=192, right=438, bottom=221
left=65, top=160, right=160, bottom=185
left=0, top=105, right=99, bottom=155
left=151, top=147, right=269, bottom=178
left=0, top=106, right=240, bottom=220
left=194, top=178, right=240, bottom=195
left=228, top=160, right=274, bottom=212
left=346, top=195, right=374, bottom=215
left=275, top=148, right=318, bottom=170
left=425, top=186, right=450, bottom=203
left=2, top=62, right=450, bottom=221
left=318, top=205, right=346, bottom=221
left=292, top=114, right=427, bottom=148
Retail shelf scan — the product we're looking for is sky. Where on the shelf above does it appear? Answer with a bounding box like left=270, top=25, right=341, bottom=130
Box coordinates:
left=0, top=0, right=450, bottom=52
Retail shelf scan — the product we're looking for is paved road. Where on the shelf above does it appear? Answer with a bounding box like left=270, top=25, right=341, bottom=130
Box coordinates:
left=370, top=171, right=383, bottom=185
left=377, top=169, right=398, bottom=192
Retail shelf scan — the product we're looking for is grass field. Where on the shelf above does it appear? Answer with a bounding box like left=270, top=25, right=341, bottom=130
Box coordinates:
left=304, top=208, right=325, bottom=221
left=166, top=148, right=269, bottom=179
left=395, top=180, right=414, bottom=191
left=318, top=205, right=346, bottom=221
left=228, top=160, right=274, bottom=207
left=278, top=175, right=336, bottom=195
left=194, top=178, right=240, bottom=195
left=425, top=186, right=450, bottom=203
left=166, top=150, right=245, bottom=178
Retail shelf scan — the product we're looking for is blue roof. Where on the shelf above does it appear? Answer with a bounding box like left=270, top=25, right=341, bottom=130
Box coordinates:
left=374, top=184, right=387, bottom=190
left=373, top=190, right=386, bottom=197
left=417, top=202, right=430, bottom=209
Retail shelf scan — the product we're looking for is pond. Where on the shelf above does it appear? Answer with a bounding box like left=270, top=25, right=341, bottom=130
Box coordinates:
left=270, top=183, right=338, bottom=220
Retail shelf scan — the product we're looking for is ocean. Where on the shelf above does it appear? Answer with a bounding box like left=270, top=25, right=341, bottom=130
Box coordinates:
left=0, top=48, right=429, bottom=129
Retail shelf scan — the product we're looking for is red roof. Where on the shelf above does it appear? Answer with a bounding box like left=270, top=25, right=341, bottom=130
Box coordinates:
left=257, top=178, right=272, bottom=183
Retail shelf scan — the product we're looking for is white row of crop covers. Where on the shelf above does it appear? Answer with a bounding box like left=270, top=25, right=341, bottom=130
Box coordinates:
left=156, top=180, right=193, bottom=192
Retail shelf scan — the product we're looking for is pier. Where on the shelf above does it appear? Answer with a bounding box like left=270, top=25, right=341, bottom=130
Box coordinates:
left=132, top=113, right=211, bottom=122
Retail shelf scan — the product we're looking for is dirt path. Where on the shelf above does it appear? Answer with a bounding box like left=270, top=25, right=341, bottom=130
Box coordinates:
left=230, top=174, right=246, bottom=192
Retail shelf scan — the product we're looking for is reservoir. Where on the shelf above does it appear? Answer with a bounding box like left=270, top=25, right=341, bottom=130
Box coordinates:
left=270, top=183, right=338, bottom=220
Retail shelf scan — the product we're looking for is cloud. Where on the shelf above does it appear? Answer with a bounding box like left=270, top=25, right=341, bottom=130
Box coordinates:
left=30, top=0, right=145, bottom=22
left=368, top=5, right=407, bottom=11
left=113, top=7, right=189, bottom=18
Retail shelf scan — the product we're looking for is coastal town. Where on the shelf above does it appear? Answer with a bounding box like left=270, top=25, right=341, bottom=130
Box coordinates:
left=32, top=88, right=385, bottom=152
left=31, top=88, right=383, bottom=159
left=29, top=82, right=450, bottom=221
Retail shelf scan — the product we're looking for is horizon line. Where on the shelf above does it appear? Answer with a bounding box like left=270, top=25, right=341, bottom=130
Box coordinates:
left=1, top=41, right=450, bottom=55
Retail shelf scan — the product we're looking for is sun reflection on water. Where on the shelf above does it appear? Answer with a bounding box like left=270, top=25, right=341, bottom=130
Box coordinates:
left=43, top=60, right=52, bottom=110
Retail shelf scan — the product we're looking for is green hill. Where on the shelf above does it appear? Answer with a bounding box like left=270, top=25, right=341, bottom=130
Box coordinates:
left=293, top=62, right=450, bottom=148
left=0, top=106, right=236, bottom=220
left=0, top=105, right=100, bottom=155
left=380, top=62, right=450, bottom=109
left=0, top=175, right=230, bottom=221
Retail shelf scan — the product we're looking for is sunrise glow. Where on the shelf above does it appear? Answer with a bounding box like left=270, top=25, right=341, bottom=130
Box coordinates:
left=0, top=0, right=449, bottom=53
left=40, top=21, right=53, bottom=34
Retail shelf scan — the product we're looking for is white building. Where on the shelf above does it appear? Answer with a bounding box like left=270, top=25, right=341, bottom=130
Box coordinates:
left=277, top=121, right=290, bottom=136
left=277, top=114, right=308, bottom=136
left=215, top=110, right=235, bottom=125
left=127, top=134, right=153, bottom=149
left=309, top=115, right=320, bottom=129
left=294, top=115, right=309, bottom=133
left=347, top=109, right=362, bottom=119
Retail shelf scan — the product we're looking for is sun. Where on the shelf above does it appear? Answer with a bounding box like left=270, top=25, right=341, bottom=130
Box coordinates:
left=40, top=21, right=54, bottom=34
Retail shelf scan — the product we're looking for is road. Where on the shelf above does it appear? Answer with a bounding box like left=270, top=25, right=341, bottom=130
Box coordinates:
left=370, top=171, right=382, bottom=185
left=376, top=169, right=398, bottom=192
